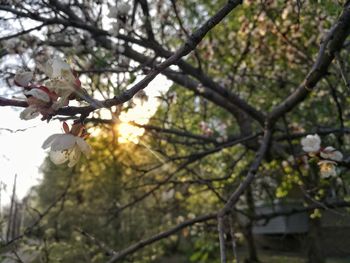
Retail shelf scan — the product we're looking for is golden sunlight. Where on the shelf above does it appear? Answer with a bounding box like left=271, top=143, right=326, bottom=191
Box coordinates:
left=117, top=122, right=145, bottom=144
left=113, top=75, right=172, bottom=144
left=116, top=97, right=158, bottom=144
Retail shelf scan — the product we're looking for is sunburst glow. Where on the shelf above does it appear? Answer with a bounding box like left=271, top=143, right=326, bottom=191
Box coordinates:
left=117, top=122, right=145, bottom=144
left=116, top=97, right=156, bottom=144
left=115, top=76, right=172, bottom=144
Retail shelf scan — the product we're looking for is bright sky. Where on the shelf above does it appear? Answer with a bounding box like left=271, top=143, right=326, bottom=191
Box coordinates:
left=0, top=107, right=62, bottom=206
left=0, top=75, right=171, bottom=207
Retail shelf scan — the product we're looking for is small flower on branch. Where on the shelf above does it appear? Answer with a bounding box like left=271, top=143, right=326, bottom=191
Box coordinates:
left=301, top=134, right=321, bottom=153
left=300, top=134, right=344, bottom=179
left=14, top=71, right=33, bottom=87
left=42, top=122, right=91, bottom=167
left=20, top=86, right=58, bottom=120
left=14, top=57, right=81, bottom=120
left=44, top=57, right=82, bottom=110
left=318, top=160, right=337, bottom=179
left=320, top=146, right=343, bottom=162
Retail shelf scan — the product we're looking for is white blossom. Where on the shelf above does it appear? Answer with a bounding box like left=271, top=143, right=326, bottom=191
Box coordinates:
left=318, top=160, right=337, bottom=178
left=20, top=105, right=40, bottom=120
left=320, top=146, right=343, bottom=162
left=20, top=87, right=54, bottom=120
left=24, top=89, right=50, bottom=103
left=301, top=134, right=321, bottom=153
left=44, top=57, right=80, bottom=109
left=14, top=71, right=33, bottom=87
left=42, top=133, right=91, bottom=167
left=45, top=57, right=73, bottom=80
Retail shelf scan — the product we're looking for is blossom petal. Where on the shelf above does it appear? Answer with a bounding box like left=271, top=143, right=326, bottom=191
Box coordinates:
left=50, top=134, right=77, bottom=151
left=323, top=146, right=335, bottom=152
left=301, top=134, right=321, bottom=153
left=14, top=71, right=33, bottom=87
left=49, top=57, right=71, bottom=79
left=320, top=146, right=343, bottom=162
left=62, top=122, right=70, bottom=134
left=68, top=146, right=81, bottom=167
left=42, top=134, right=62, bottom=149
left=50, top=150, right=69, bottom=165
left=19, top=106, right=39, bottom=120
left=51, top=91, right=71, bottom=110
left=76, top=137, right=91, bottom=156
left=46, top=79, right=74, bottom=94
left=332, top=151, right=343, bottom=162
left=318, top=160, right=337, bottom=178
left=24, top=88, right=50, bottom=102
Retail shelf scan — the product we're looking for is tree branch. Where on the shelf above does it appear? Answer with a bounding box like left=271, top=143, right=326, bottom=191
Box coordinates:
left=106, top=213, right=216, bottom=263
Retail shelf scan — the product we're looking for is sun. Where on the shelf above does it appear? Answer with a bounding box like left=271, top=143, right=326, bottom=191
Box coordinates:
left=110, top=75, right=172, bottom=144
left=115, top=97, right=159, bottom=144
left=117, top=122, right=145, bottom=144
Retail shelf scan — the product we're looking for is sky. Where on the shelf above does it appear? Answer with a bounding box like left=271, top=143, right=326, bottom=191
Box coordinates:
left=0, top=75, right=171, bottom=207
left=0, top=107, right=62, bottom=206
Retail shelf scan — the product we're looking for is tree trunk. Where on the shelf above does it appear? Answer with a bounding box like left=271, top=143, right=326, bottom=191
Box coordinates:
left=243, top=224, right=259, bottom=263
left=307, top=217, right=325, bottom=263
left=304, top=167, right=325, bottom=263
left=244, top=186, right=259, bottom=263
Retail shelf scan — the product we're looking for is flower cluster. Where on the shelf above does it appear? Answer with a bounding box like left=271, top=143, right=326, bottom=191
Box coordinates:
left=301, top=134, right=343, bottom=178
left=14, top=57, right=81, bottom=120
left=42, top=122, right=91, bottom=167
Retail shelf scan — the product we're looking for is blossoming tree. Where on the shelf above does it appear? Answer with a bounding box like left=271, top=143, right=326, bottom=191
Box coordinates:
left=1, top=0, right=350, bottom=262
